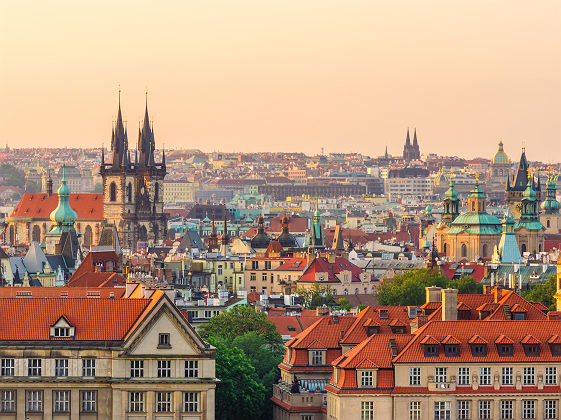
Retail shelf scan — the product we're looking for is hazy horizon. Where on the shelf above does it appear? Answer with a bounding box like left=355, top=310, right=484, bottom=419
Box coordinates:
left=1, top=1, right=559, bottom=162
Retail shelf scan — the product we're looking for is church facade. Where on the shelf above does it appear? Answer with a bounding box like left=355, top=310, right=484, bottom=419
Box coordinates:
left=100, top=94, right=167, bottom=250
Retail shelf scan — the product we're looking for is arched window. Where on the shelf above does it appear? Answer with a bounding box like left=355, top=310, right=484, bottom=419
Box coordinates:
left=127, top=183, right=132, bottom=203
left=8, top=225, right=14, bottom=245
left=84, top=225, right=93, bottom=246
left=110, top=182, right=117, bottom=202
left=443, top=243, right=447, bottom=255
left=138, top=225, right=148, bottom=242
left=154, top=183, right=160, bottom=202
left=539, top=244, right=542, bottom=253
left=344, top=288, right=348, bottom=295
left=521, top=244, right=527, bottom=254
left=461, top=244, right=467, bottom=258
left=547, top=220, right=551, bottom=228
left=482, top=244, right=488, bottom=258
left=32, top=225, right=41, bottom=243
left=471, top=202, right=475, bottom=211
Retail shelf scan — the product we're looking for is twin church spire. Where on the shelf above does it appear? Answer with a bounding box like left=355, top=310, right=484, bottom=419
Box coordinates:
left=104, top=90, right=164, bottom=171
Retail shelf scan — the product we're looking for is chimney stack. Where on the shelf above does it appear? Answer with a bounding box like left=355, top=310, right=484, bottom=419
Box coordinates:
left=425, top=286, right=442, bottom=303
left=441, top=288, right=458, bottom=321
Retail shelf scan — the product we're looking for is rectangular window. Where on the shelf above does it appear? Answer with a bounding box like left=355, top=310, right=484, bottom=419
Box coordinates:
left=26, top=390, right=43, bottom=412
left=158, top=333, right=170, bottom=347
left=184, top=392, right=199, bottom=413
left=501, top=400, right=513, bottom=419
left=0, top=391, right=15, bottom=412
left=435, top=367, right=447, bottom=383
left=262, top=273, right=267, bottom=282
left=204, top=310, right=212, bottom=318
left=501, top=367, right=513, bottom=385
left=53, top=327, right=71, bottom=337
left=82, top=359, right=96, bottom=377
left=158, top=360, right=171, bottom=378
left=55, top=359, right=69, bottom=377
left=53, top=390, right=70, bottom=413
left=523, top=400, right=535, bottom=419
left=155, top=392, right=172, bottom=413
left=545, top=400, right=557, bottom=419
left=130, top=360, right=144, bottom=378
left=80, top=391, right=97, bottom=412
left=185, top=360, right=199, bottom=378
left=250, top=272, right=256, bottom=281
left=409, top=401, right=421, bottom=420
left=217, top=265, right=223, bottom=275
left=409, top=367, right=421, bottom=385
left=457, top=400, right=470, bottom=419
left=433, top=401, right=450, bottom=420
left=310, top=351, right=323, bottom=365
left=360, top=371, right=373, bottom=387
left=128, top=392, right=145, bottom=413
left=479, top=367, right=491, bottom=385
left=361, top=401, right=374, bottom=420
left=458, top=367, right=470, bottom=385
left=523, top=367, right=535, bottom=385
left=479, top=400, right=491, bottom=419
left=0, top=359, right=14, bottom=376
left=545, top=367, right=557, bottom=385
left=28, top=359, right=41, bottom=376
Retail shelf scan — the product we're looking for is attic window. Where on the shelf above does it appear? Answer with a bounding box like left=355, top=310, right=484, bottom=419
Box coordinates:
left=158, top=333, right=171, bottom=348
left=54, top=327, right=71, bottom=338
left=287, top=326, right=296, bottom=331
left=423, top=344, right=439, bottom=357
left=497, top=344, right=513, bottom=356
left=444, top=345, right=460, bottom=357
left=379, top=310, right=389, bottom=319
left=470, top=344, right=487, bottom=357
left=523, top=344, right=540, bottom=357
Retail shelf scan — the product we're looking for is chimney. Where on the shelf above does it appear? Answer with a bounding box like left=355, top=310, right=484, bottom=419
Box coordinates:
left=328, top=252, right=336, bottom=264
left=410, top=314, right=428, bottom=333
left=425, top=286, right=442, bottom=303
left=441, top=288, right=458, bottom=321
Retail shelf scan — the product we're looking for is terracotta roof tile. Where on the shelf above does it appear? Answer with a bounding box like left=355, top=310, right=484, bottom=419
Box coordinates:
left=10, top=193, right=103, bottom=220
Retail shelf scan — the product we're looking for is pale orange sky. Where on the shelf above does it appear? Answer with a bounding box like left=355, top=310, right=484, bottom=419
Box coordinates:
left=1, top=1, right=560, bottom=160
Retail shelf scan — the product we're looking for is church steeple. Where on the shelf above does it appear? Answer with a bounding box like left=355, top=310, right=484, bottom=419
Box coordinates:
left=111, top=88, right=129, bottom=169
left=138, top=91, right=156, bottom=168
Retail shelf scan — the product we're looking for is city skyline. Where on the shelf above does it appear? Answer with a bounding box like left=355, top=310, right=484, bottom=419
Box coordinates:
left=1, top=1, right=560, bottom=160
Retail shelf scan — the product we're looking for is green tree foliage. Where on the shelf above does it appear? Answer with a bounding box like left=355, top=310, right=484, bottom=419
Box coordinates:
left=198, top=305, right=283, bottom=348
left=376, top=268, right=448, bottom=306
left=296, top=282, right=334, bottom=309
left=336, top=298, right=353, bottom=312
left=207, top=336, right=266, bottom=420
left=522, top=274, right=557, bottom=310
left=0, top=164, right=27, bottom=188
left=447, top=276, right=483, bottom=294
left=199, top=306, right=285, bottom=420
left=357, top=304, right=367, bottom=312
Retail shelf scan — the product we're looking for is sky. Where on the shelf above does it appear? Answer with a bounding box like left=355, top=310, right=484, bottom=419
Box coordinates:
left=1, top=1, right=560, bottom=161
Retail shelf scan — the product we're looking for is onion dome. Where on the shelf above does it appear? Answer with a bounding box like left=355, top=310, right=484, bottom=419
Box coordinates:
left=469, top=178, right=485, bottom=198
left=444, top=176, right=458, bottom=200
left=522, top=179, right=536, bottom=201
left=49, top=165, right=78, bottom=230
left=277, top=216, right=297, bottom=248
left=541, top=173, right=561, bottom=213
left=491, top=141, right=509, bottom=164
left=251, top=216, right=270, bottom=249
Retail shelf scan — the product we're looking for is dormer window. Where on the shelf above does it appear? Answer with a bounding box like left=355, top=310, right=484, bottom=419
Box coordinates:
left=50, top=316, right=75, bottom=339
left=424, top=344, right=439, bottom=357
left=379, top=309, right=389, bottom=320
left=444, top=344, right=459, bottom=357
left=54, top=327, right=71, bottom=338
left=470, top=344, right=487, bottom=357
left=497, top=344, right=513, bottom=356
left=523, top=344, right=540, bottom=357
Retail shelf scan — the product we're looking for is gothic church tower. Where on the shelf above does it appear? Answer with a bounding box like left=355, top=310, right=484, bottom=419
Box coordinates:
left=100, top=92, right=167, bottom=250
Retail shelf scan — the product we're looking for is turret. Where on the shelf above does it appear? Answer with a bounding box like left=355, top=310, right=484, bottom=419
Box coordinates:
left=441, top=171, right=459, bottom=225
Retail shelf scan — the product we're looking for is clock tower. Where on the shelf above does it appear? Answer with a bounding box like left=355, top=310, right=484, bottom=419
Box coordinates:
left=100, top=92, right=167, bottom=250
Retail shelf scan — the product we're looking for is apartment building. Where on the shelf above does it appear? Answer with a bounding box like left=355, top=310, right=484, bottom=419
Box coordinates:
left=0, top=291, right=216, bottom=419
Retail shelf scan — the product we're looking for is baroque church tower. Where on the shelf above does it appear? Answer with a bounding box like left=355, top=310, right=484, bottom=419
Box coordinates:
left=100, top=92, right=167, bottom=250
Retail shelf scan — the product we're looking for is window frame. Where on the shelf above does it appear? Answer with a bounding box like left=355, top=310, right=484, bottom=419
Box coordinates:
left=185, top=360, right=199, bottom=378
left=479, top=400, right=492, bottom=420
left=409, top=367, right=421, bottom=386
left=545, top=366, right=557, bottom=385
left=501, top=366, right=513, bottom=385
left=155, top=391, right=173, bottom=413
left=158, top=333, right=171, bottom=348
left=457, top=400, right=470, bottom=420
left=128, top=391, right=145, bottom=413
left=157, top=360, right=172, bottom=378
left=523, top=367, right=535, bottom=385
left=360, top=370, right=373, bottom=387
left=130, top=360, right=144, bottom=378
left=522, top=399, right=535, bottom=419
left=501, top=400, right=514, bottom=420
left=0, top=390, right=15, bottom=413
left=408, top=401, right=421, bottom=420
left=27, top=358, right=42, bottom=377
left=479, top=367, right=491, bottom=386
left=545, top=399, right=557, bottom=419
left=55, top=358, right=69, bottom=377
left=0, top=359, right=14, bottom=377
left=53, top=390, right=70, bottom=413
left=183, top=392, right=200, bottom=413
left=26, top=390, right=43, bottom=413
left=82, top=358, right=96, bottom=377
left=80, top=390, right=97, bottom=413
left=457, top=367, right=470, bottom=385
left=435, top=367, right=447, bottom=383
left=360, top=401, right=374, bottom=420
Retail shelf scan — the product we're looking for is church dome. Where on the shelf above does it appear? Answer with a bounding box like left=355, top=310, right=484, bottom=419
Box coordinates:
left=49, top=165, right=77, bottom=228
left=277, top=217, right=297, bottom=248
left=523, top=182, right=536, bottom=201
left=491, top=141, right=509, bottom=165
left=251, top=217, right=270, bottom=249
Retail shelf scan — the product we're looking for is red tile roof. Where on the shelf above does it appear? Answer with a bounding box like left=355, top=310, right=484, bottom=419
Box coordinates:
left=9, top=193, right=103, bottom=220
left=67, top=272, right=126, bottom=288
left=0, top=297, right=152, bottom=341
left=299, top=257, right=365, bottom=283
left=0, top=287, right=125, bottom=299
left=394, top=320, right=561, bottom=364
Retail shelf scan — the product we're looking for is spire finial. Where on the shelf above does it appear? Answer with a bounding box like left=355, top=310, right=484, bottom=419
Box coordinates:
left=118, top=84, right=121, bottom=106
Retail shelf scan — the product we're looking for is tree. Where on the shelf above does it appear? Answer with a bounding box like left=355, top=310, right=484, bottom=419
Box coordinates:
left=0, top=164, right=26, bottom=188
left=198, top=305, right=283, bottom=348
left=523, top=274, right=557, bottom=310
left=376, top=268, right=448, bottom=306
left=448, top=276, right=483, bottom=294
left=296, top=282, right=334, bottom=309
left=336, top=298, right=353, bottom=312
left=207, top=336, right=266, bottom=420
left=357, top=304, right=367, bottom=312
left=232, top=332, right=285, bottom=419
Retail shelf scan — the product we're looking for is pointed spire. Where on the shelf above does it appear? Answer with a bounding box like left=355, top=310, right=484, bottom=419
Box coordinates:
left=405, top=128, right=411, bottom=146
left=413, top=128, right=418, bottom=146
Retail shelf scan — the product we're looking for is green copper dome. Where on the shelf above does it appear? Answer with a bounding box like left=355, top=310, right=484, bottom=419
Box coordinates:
left=469, top=179, right=485, bottom=198
left=49, top=165, right=78, bottom=230
left=491, top=141, right=509, bottom=164
left=444, top=178, right=459, bottom=200
left=541, top=174, right=560, bottom=213
left=522, top=180, right=536, bottom=201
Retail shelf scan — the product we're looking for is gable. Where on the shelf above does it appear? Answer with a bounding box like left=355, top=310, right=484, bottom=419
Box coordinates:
left=125, top=303, right=207, bottom=357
